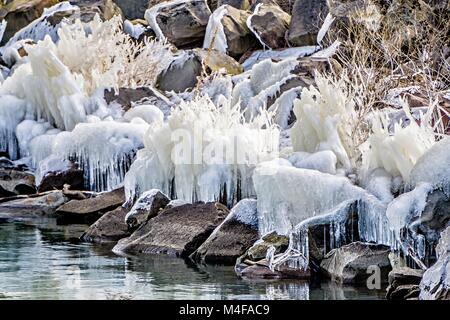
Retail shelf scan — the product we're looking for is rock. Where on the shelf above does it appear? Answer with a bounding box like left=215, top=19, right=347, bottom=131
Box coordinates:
left=250, top=0, right=294, bottom=14
left=320, top=242, right=392, bottom=284
left=37, top=159, right=84, bottom=193
left=55, top=187, right=125, bottom=224
left=0, top=157, right=27, bottom=171
left=0, top=0, right=60, bottom=44
left=288, top=0, right=329, bottom=46
left=104, top=86, right=171, bottom=112
left=246, top=231, right=289, bottom=261
left=81, top=206, right=130, bottom=244
left=156, top=49, right=242, bottom=93
left=0, top=191, right=68, bottom=219
left=190, top=199, right=259, bottom=264
left=145, top=0, right=211, bottom=48
left=114, top=0, right=149, bottom=20
left=247, top=3, right=290, bottom=49
left=0, top=169, right=36, bottom=197
left=214, top=5, right=260, bottom=58
left=69, top=0, right=123, bottom=22
left=124, top=189, right=170, bottom=230
left=420, top=227, right=450, bottom=300
left=113, top=202, right=229, bottom=257
left=386, top=267, right=424, bottom=300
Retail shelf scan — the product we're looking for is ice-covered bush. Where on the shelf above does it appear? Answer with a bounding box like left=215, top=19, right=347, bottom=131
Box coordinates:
left=125, top=95, right=280, bottom=205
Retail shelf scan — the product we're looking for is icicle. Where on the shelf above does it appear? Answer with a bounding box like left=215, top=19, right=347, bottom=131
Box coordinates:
left=203, top=5, right=228, bottom=53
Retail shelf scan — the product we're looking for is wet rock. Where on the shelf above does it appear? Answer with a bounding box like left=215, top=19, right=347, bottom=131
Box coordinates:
left=113, top=202, right=229, bottom=257
left=320, top=242, right=392, bottom=284
left=0, top=0, right=60, bottom=44
left=156, top=49, right=242, bottom=92
left=386, top=267, right=424, bottom=300
left=420, top=227, right=450, bottom=300
left=288, top=0, right=329, bottom=46
left=0, top=191, right=68, bottom=218
left=247, top=2, right=290, bottom=49
left=55, top=187, right=125, bottom=224
left=145, top=0, right=211, bottom=48
left=191, top=199, right=259, bottom=264
left=0, top=169, right=36, bottom=197
left=37, top=160, right=84, bottom=193
left=81, top=206, right=130, bottom=244
left=125, top=189, right=170, bottom=230
left=246, top=231, right=289, bottom=261
left=250, top=0, right=294, bottom=14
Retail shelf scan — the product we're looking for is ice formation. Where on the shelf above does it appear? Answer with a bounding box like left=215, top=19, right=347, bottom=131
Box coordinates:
left=203, top=5, right=228, bottom=53
left=231, top=58, right=299, bottom=119
left=410, top=137, right=450, bottom=195
left=267, top=87, right=301, bottom=129
left=0, top=95, right=28, bottom=159
left=361, top=102, right=436, bottom=183
left=0, top=2, right=79, bottom=49
left=124, top=95, right=280, bottom=205
left=291, top=73, right=358, bottom=170
left=288, top=150, right=337, bottom=175
left=241, top=47, right=318, bottom=71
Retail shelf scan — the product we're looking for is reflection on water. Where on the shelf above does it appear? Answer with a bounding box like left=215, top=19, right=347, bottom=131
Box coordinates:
left=0, top=218, right=385, bottom=300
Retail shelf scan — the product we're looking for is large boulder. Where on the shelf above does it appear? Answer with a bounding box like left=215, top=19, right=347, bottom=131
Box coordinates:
left=156, top=49, right=242, bottom=93
left=145, top=0, right=211, bottom=48
left=0, top=0, right=60, bottom=44
left=0, top=191, right=68, bottom=219
left=81, top=206, right=130, bottom=244
left=113, top=202, right=229, bottom=257
left=420, top=227, right=450, bottom=300
left=247, top=2, right=290, bottom=49
left=320, top=242, right=392, bottom=284
left=0, top=169, right=35, bottom=197
left=124, top=189, right=170, bottom=230
left=55, top=187, right=125, bottom=224
left=191, top=199, right=259, bottom=264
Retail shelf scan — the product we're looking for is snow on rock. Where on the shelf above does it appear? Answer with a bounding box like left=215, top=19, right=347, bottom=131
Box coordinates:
left=241, top=47, right=318, bottom=71
left=124, top=189, right=170, bottom=229
left=227, top=198, right=258, bottom=229
left=268, top=87, right=301, bottom=130
left=124, top=95, right=280, bottom=205
left=410, top=137, right=450, bottom=196
left=0, top=2, right=79, bottom=50
left=123, top=104, right=164, bottom=125
left=288, top=150, right=337, bottom=175
left=363, top=168, right=394, bottom=205
left=34, top=154, right=72, bottom=185
left=291, top=73, right=358, bottom=171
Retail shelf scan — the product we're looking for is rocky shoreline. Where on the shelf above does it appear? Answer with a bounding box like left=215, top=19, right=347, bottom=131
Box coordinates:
left=0, top=0, right=449, bottom=300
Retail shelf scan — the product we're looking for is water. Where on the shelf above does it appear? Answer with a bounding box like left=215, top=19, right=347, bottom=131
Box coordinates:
left=0, top=218, right=386, bottom=300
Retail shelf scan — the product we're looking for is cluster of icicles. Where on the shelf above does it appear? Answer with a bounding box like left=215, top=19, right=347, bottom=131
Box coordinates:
left=0, top=2, right=448, bottom=272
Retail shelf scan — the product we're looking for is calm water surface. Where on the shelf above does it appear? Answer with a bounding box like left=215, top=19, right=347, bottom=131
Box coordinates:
left=0, top=218, right=386, bottom=300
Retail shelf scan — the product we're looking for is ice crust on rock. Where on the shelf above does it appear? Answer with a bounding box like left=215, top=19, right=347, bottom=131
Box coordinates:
left=203, top=5, right=228, bottom=53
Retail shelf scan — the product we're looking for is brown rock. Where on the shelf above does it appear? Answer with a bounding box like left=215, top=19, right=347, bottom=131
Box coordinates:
left=0, top=191, right=68, bottom=218
left=81, top=206, right=130, bottom=244
left=113, top=202, right=229, bottom=257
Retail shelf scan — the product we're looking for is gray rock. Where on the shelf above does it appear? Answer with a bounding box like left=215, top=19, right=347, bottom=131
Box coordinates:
left=37, top=162, right=84, bottom=193
left=55, top=187, right=125, bottom=224
left=104, top=86, right=171, bottom=112
left=320, top=242, right=392, bottom=284
left=191, top=199, right=259, bottom=264
left=0, top=169, right=36, bottom=197
left=146, top=0, right=211, bottom=48
left=114, top=0, right=149, bottom=20
left=156, top=49, right=242, bottom=93
left=247, top=3, right=291, bottom=49
left=386, top=266, right=424, bottom=300
left=68, top=0, right=123, bottom=22
left=113, top=202, right=229, bottom=257
left=81, top=206, right=130, bottom=244
left=0, top=191, right=68, bottom=219
left=288, top=0, right=329, bottom=46
left=125, top=189, right=170, bottom=230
